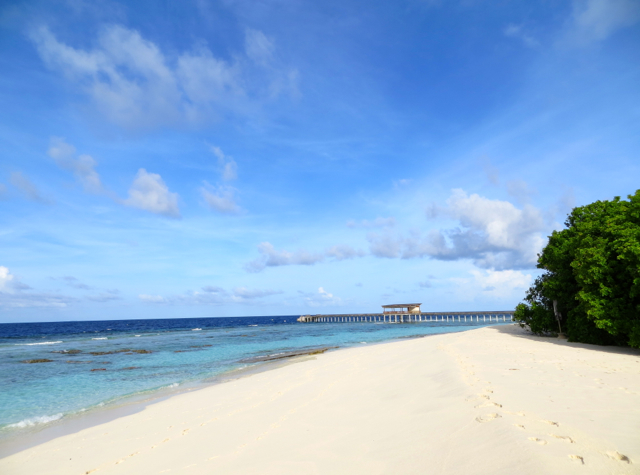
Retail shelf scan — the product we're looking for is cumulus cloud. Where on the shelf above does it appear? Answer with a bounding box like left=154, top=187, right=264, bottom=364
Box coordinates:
left=10, top=172, right=49, bottom=203
left=568, top=0, right=640, bottom=43
left=201, top=183, right=240, bottom=214
left=30, top=24, right=296, bottom=130
left=124, top=169, right=180, bottom=218
left=451, top=269, right=532, bottom=301
left=48, top=137, right=104, bottom=194
left=367, top=189, right=546, bottom=270
left=245, top=242, right=365, bottom=272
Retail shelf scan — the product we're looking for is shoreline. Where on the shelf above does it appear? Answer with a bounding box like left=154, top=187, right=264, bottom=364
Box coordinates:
left=2, top=324, right=639, bottom=474
left=0, top=345, right=342, bottom=458
left=0, top=323, right=477, bottom=456
left=0, top=333, right=437, bottom=458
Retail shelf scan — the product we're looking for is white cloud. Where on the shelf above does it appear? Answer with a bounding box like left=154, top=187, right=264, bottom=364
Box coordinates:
left=325, top=245, right=365, bottom=260
left=302, top=287, right=343, bottom=307
left=451, top=269, right=532, bottom=301
left=367, top=189, right=546, bottom=270
left=0, top=266, right=14, bottom=291
left=137, top=286, right=282, bottom=305
left=568, top=0, right=640, bottom=44
left=367, top=231, right=403, bottom=258
left=30, top=24, right=295, bottom=130
left=245, top=242, right=364, bottom=272
left=201, top=183, right=240, bottom=214
left=0, top=266, right=74, bottom=308
left=210, top=146, right=237, bottom=181
left=48, top=137, right=104, bottom=194
left=124, top=169, right=180, bottom=218
left=176, top=47, right=241, bottom=116
left=139, top=294, right=165, bottom=303
left=232, top=287, right=283, bottom=300
left=245, top=242, right=325, bottom=273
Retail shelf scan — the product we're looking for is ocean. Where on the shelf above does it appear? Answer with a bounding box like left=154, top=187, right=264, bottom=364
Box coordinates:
left=0, top=315, right=506, bottom=440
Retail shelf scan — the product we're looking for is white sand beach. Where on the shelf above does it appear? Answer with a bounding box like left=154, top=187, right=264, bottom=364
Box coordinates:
left=1, top=324, right=639, bottom=475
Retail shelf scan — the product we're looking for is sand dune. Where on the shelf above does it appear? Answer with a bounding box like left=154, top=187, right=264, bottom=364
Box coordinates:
left=1, top=325, right=639, bottom=474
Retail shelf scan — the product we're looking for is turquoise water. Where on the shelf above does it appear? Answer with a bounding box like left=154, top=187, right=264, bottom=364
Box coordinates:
left=0, top=315, right=505, bottom=438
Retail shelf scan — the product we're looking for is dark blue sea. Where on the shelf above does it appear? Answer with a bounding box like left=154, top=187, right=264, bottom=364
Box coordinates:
left=0, top=315, right=506, bottom=439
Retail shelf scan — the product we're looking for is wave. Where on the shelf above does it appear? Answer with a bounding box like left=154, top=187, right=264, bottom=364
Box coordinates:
left=16, top=341, right=63, bottom=346
left=191, top=328, right=202, bottom=331
left=6, top=413, right=63, bottom=429
left=92, top=337, right=108, bottom=340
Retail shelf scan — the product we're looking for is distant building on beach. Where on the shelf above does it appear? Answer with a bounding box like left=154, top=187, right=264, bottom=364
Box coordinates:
left=382, top=303, right=421, bottom=314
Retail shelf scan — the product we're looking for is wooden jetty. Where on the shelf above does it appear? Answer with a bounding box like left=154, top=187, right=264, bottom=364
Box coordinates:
left=297, top=303, right=514, bottom=323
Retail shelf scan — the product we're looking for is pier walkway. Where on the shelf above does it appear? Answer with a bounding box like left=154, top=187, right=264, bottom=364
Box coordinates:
left=297, top=310, right=514, bottom=324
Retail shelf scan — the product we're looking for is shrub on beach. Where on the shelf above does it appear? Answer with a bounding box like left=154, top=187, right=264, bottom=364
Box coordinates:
left=514, top=190, right=640, bottom=349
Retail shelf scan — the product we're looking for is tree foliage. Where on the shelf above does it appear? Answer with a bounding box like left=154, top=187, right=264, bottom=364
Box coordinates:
left=514, top=190, right=640, bottom=348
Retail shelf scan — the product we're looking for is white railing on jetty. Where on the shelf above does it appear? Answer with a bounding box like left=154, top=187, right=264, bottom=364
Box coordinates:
left=297, top=311, right=514, bottom=324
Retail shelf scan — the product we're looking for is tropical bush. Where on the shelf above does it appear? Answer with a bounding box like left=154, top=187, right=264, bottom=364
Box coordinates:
left=513, top=190, right=640, bottom=348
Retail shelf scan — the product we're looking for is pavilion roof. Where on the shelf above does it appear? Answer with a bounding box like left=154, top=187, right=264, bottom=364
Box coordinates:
left=381, top=303, right=421, bottom=308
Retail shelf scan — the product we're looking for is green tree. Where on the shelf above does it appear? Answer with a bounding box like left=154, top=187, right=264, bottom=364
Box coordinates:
left=514, top=190, right=640, bottom=348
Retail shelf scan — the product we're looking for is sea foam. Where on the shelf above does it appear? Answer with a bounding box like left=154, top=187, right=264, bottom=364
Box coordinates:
left=16, top=341, right=63, bottom=346
left=7, top=413, right=63, bottom=429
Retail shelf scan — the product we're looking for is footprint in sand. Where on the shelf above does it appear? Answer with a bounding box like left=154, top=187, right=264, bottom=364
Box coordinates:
left=514, top=424, right=525, bottom=430
left=606, top=451, right=630, bottom=463
left=549, top=434, right=574, bottom=443
left=541, top=420, right=559, bottom=426
left=476, top=413, right=501, bottom=423
left=528, top=437, right=547, bottom=445
left=569, top=455, right=584, bottom=464
left=475, top=401, right=502, bottom=408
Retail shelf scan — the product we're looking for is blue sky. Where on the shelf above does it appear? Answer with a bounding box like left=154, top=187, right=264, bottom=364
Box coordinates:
left=0, top=0, right=639, bottom=322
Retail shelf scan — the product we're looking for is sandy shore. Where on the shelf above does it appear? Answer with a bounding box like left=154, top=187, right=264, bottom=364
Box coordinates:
left=1, top=324, right=639, bottom=474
